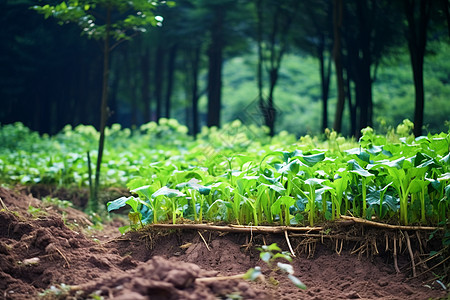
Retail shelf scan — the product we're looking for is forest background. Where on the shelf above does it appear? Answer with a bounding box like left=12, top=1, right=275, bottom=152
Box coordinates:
left=1, top=0, right=449, bottom=139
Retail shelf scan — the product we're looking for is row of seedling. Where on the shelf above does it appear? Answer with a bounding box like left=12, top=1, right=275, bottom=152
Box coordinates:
left=108, top=130, right=449, bottom=232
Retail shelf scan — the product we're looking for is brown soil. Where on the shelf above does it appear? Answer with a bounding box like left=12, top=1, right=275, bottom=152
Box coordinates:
left=0, top=186, right=448, bottom=300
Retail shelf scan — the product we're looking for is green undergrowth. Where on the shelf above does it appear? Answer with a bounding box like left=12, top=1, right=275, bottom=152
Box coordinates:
left=1, top=119, right=449, bottom=233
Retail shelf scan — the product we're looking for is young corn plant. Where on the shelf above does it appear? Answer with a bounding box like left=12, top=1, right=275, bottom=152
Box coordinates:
left=325, top=173, right=349, bottom=220
left=297, top=178, right=328, bottom=226
left=348, top=159, right=374, bottom=219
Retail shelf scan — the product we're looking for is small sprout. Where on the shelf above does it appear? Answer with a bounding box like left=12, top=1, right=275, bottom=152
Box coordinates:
left=256, top=243, right=307, bottom=290
left=243, top=266, right=262, bottom=281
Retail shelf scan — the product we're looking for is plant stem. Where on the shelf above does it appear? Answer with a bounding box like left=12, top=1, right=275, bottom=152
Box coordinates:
left=362, top=178, right=367, bottom=219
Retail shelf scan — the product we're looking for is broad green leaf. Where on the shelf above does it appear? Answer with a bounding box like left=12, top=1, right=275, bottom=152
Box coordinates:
left=408, top=178, right=429, bottom=194
left=272, top=252, right=292, bottom=262
left=299, top=152, right=325, bottom=166
left=304, top=178, right=326, bottom=186
left=437, top=173, right=450, bottom=182
left=380, top=157, right=405, bottom=169
left=107, top=196, right=138, bottom=212
left=348, top=159, right=374, bottom=177
left=152, top=186, right=185, bottom=198
left=260, top=251, right=271, bottom=263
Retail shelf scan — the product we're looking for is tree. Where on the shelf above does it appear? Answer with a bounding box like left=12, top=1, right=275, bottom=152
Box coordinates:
left=255, top=0, right=299, bottom=136
left=291, top=0, right=333, bottom=133
left=332, top=0, right=346, bottom=133
left=33, top=0, right=165, bottom=211
left=205, top=1, right=227, bottom=128
left=334, top=0, right=403, bottom=136
left=403, top=0, right=432, bottom=136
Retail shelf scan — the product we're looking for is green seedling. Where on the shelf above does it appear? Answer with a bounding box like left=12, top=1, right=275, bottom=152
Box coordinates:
left=257, top=243, right=307, bottom=290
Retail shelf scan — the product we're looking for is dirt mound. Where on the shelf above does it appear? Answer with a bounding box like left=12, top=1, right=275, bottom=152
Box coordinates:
left=0, top=188, right=267, bottom=299
left=109, top=229, right=448, bottom=300
left=0, top=186, right=448, bottom=299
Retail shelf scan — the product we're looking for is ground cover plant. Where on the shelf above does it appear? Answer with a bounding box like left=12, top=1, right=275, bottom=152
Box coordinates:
left=1, top=119, right=449, bottom=298
left=1, top=119, right=449, bottom=229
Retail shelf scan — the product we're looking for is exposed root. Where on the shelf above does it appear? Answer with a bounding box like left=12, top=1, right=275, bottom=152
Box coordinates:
left=393, top=234, right=400, bottom=274
left=371, top=238, right=379, bottom=256
left=295, top=237, right=317, bottom=258
left=335, top=239, right=344, bottom=255
left=50, top=246, right=70, bottom=268
left=0, top=197, right=9, bottom=211
left=198, top=231, right=211, bottom=251
left=408, top=255, right=450, bottom=281
left=340, top=216, right=443, bottom=231
left=284, top=230, right=296, bottom=257
left=150, top=223, right=322, bottom=233
left=404, top=231, right=416, bottom=277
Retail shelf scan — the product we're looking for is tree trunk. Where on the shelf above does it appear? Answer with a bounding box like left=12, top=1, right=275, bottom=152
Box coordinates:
left=318, top=35, right=332, bottom=133
left=256, top=0, right=264, bottom=111
left=165, top=44, right=177, bottom=119
left=266, top=68, right=278, bottom=136
left=345, top=66, right=357, bottom=136
left=207, top=7, right=225, bottom=128
left=404, top=0, right=431, bottom=137
left=142, top=47, right=151, bottom=123
left=332, top=0, right=345, bottom=133
left=154, top=44, right=164, bottom=122
left=91, top=6, right=111, bottom=212
left=356, top=0, right=373, bottom=134
left=191, top=47, right=201, bottom=137
left=443, top=0, right=450, bottom=39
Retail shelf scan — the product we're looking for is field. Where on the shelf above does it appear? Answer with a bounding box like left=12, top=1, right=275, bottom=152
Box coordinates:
left=0, top=120, right=449, bottom=299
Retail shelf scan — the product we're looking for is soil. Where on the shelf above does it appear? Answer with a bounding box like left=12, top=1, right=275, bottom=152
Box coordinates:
left=0, top=186, right=448, bottom=300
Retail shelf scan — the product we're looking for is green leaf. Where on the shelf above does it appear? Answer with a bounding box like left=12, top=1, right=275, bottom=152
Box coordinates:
left=118, top=225, right=131, bottom=235
left=437, top=173, right=450, bottom=182
left=260, top=251, right=271, bottom=263
left=243, top=267, right=262, bottom=281
left=107, top=196, right=138, bottom=212
left=272, top=252, right=292, bottom=262
left=304, top=178, right=326, bottom=187
left=300, top=152, right=325, bottom=166
left=348, top=159, right=374, bottom=177
left=408, top=178, right=429, bottom=194
left=266, top=243, right=282, bottom=252
left=287, top=274, right=307, bottom=290
left=152, top=186, right=185, bottom=198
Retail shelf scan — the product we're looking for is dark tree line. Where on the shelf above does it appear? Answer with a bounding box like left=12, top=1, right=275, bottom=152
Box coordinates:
left=1, top=0, right=449, bottom=137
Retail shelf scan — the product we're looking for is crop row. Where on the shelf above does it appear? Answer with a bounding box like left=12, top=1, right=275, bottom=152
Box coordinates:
left=107, top=122, right=450, bottom=230
left=1, top=120, right=448, bottom=229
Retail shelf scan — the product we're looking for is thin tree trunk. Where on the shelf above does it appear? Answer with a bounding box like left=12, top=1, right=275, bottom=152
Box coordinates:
left=256, top=0, right=264, bottom=110
left=155, top=44, right=164, bottom=122
left=92, top=5, right=111, bottom=212
left=332, top=0, right=345, bottom=133
left=404, top=0, right=431, bottom=136
left=345, top=67, right=357, bottom=136
left=319, top=36, right=332, bottom=133
left=207, top=8, right=224, bottom=127
left=165, top=44, right=177, bottom=119
left=142, top=48, right=151, bottom=123
left=192, top=47, right=200, bottom=137
left=356, top=0, right=373, bottom=133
